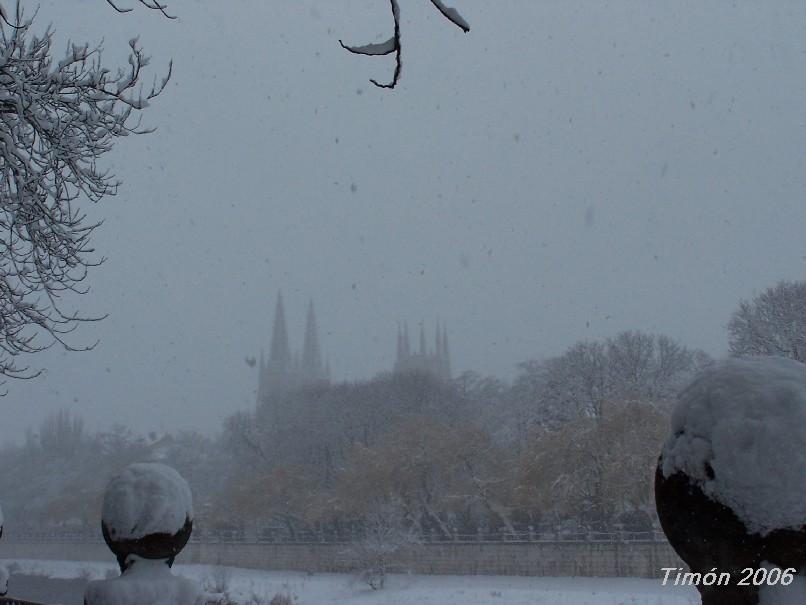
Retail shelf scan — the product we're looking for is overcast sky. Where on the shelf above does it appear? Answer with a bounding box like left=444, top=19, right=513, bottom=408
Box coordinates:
left=3, top=1, right=806, bottom=443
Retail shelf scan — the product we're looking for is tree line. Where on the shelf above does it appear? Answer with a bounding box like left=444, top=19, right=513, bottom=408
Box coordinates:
left=0, top=331, right=707, bottom=537
left=1, top=280, right=800, bottom=538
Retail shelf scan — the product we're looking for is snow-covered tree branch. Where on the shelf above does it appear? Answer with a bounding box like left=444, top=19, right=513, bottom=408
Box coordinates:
left=0, top=1, right=170, bottom=383
left=340, top=0, right=470, bottom=89
left=104, top=0, right=174, bottom=19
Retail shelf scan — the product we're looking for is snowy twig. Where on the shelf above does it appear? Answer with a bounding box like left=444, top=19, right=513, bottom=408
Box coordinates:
left=105, top=0, right=175, bottom=19
left=340, top=0, right=469, bottom=89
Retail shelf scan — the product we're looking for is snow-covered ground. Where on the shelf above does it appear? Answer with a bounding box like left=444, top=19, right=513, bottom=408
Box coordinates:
left=2, top=559, right=699, bottom=605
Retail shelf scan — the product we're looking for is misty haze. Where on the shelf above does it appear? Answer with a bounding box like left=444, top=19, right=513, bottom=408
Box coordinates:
left=0, top=2, right=804, bottom=604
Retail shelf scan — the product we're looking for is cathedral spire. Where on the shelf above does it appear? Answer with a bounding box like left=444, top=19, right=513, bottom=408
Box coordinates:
left=396, top=322, right=403, bottom=364
left=442, top=323, right=451, bottom=379
left=269, top=291, right=291, bottom=369
left=257, top=348, right=266, bottom=403
left=419, top=322, right=427, bottom=356
left=302, top=299, right=323, bottom=379
left=435, top=320, right=443, bottom=375
left=392, top=318, right=451, bottom=381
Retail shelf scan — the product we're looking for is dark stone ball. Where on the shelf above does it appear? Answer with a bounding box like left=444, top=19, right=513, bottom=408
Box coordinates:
left=655, top=457, right=806, bottom=605
left=102, top=515, right=193, bottom=572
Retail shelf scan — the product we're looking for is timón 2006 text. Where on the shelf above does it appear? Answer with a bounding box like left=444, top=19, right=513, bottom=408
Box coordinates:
left=661, top=567, right=797, bottom=587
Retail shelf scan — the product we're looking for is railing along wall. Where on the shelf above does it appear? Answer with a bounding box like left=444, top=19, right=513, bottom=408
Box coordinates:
left=2, top=529, right=670, bottom=545
left=0, top=530, right=684, bottom=578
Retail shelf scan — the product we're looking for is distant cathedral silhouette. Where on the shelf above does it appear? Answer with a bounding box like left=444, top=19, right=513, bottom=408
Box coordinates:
left=256, top=292, right=329, bottom=404
left=393, top=320, right=451, bottom=382
left=256, top=292, right=451, bottom=404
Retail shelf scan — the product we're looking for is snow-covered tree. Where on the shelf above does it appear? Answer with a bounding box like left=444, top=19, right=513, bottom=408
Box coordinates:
left=515, top=331, right=709, bottom=428
left=335, top=415, right=514, bottom=539
left=0, top=1, right=169, bottom=383
left=728, top=280, right=806, bottom=362
left=342, top=499, right=420, bottom=590
left=518, top=400, right=668, bottom=529
left=38, top=408, right=85, bottom=458
left=607, top=331, right=711, bottom=404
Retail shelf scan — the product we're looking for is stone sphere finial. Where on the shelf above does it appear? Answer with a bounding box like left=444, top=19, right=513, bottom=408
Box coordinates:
left=86, top=463, right=202, bottom=605
left=101, top=462, right=194, bottom=572
left=656, top=357, right=806, bottom=605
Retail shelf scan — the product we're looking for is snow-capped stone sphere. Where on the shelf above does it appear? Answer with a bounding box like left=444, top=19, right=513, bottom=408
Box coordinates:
left=102, top=462, right=193, bottom=570
left=103, top=463, right=193, bottom=541
left=662, top=356, right=806, bottom=536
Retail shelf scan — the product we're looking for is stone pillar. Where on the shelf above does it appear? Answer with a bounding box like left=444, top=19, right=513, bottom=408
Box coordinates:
left=84, top=462, right=203, bottom=605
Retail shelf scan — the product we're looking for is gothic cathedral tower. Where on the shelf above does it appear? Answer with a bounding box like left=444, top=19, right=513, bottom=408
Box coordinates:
left=257, top=293, right=329, bottom=406
left=393, top=320, right=451, bottom=381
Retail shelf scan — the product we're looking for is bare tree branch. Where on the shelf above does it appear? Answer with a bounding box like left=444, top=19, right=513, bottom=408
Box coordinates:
left=105, top=0, right=175, bottom=19
left=339, top=37, right=397, bottom=57
left=341, top=0, right=469, bottom=89
left=429, top=0, right=470, bottom=33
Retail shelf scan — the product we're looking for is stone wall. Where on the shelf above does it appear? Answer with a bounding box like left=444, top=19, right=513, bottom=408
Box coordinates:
left=0, top=541, right=685, bottom=578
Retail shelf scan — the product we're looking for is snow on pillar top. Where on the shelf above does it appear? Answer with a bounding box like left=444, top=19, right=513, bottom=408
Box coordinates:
left=662, top=356, right=806, bottom=536
left=102, top=463, right=193, bottom=541
left=84, top=556, right=203, bottom=605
